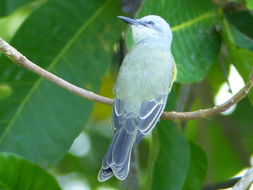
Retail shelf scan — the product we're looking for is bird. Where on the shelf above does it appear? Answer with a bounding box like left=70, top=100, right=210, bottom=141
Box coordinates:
left=98, top=15, right=177, bottom=182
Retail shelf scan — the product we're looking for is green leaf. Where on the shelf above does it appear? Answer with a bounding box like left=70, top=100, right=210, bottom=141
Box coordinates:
left=0, top=0, right=35, bottom=17
left=225, top=11, right=253, bottom=51
left=230, top=25, right=253, bottom=51
left=144, top=86, right=190, bottom=190
left=185, top=67, right=247, bottom=182
left=0, top=8, right=29, bottom=41
left=196, top=120, right=243, bottom=181
left=225, top=11, right=253, bottom=39
left=135, top=0, right=221, bottom=83
left=221, top=17, right=253, bottom=104
left=149, top=123, right=190, bottom=190
left=225, top=98, right=253, bottom=155
left=182, top=142, right=208, bottom=190
left=0, top=181, right=11, bottom=190
left=0, top=0, right=122, bottom=166
left=0, top=84, right=12, bottom=99
left=0, top=153, right=61, bottom=190
left=246, top=0, right=253, bottom=10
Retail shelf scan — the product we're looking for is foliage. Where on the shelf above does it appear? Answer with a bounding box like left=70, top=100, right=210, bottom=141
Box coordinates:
left=247, top=0, right=253, bottom=10
left=0, top=0, right=252, bottom=189
left=0, top=152, right=61, bottom=190
left=0, top=0, right=122, bottom=166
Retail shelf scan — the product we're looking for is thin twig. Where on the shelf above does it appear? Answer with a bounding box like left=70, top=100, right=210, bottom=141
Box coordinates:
left=0, top=37, right=253, bottom=121
left=232, top=168, right=253, bottom=190
left=162, top=72, right=253, bottom=120
left=202, top=177, right=241, bottom=190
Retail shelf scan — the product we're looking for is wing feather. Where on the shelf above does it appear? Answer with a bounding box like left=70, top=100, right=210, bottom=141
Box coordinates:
left=138, top=94, right=167, bottom=135
left=112, top=98, right=125, bottom=130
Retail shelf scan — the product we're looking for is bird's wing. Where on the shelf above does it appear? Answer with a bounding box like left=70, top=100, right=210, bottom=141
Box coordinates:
left=112, top=94, right=167, bottom=134
left=112, top=98, right=125, bottom=131
left=138, top=94, right=167, bottom=134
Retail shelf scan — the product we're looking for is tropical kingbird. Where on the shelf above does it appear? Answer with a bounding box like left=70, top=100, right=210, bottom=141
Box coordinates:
left=98, top=15, right=177, bottom=182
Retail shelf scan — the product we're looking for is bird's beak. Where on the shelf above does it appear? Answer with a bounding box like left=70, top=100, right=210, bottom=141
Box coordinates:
left=117, top=16, right=139, bottom=25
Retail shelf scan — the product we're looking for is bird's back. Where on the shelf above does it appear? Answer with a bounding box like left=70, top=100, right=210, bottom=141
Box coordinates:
left=114, top=42, right=175, bottom=113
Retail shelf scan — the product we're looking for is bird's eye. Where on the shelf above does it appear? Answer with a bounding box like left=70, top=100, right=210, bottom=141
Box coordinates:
left=147, top=21, right=155, bottom=25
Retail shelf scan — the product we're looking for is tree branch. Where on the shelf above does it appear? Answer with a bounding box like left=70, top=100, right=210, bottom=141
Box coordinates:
left=232, top=167, right=253, bottom=190
left=0, top=37, right=253, bottom=121
left=0, top=38, right=112, bottom=106
left=202, top=177, right=241, bottom=190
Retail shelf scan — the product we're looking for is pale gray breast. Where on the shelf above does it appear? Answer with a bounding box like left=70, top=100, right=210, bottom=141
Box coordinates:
left=114, top=43, right=174, bottom=112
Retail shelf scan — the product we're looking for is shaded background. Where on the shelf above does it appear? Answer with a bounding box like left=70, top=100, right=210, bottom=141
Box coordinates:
left=0, top=0, right=253, bottom=189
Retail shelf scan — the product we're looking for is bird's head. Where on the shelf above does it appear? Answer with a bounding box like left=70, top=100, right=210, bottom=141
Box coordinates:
left=118, top=15, right=172, bottom=47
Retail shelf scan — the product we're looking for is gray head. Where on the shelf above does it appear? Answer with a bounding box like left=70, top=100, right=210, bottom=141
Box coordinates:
left=118, top=15, right=172, bottom=47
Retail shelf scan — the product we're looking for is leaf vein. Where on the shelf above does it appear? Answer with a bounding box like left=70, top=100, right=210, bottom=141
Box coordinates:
left=0, top=0, right=112, bottom=143
left=172, top=10, right=216, bottom=32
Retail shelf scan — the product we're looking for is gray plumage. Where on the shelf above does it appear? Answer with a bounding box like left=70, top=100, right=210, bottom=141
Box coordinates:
left=98, top=15, right=176, bottom=182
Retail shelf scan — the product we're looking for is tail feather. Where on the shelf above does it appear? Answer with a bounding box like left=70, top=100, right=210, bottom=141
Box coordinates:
left=98, top=119, right=137, bottom=182
left=98, top=168, right=113, bottom=182
left=102, top=131, right=119, bottom=169
left=112, top=127, right=135, bottom=166
left=115, top=152, right=132, bottom=179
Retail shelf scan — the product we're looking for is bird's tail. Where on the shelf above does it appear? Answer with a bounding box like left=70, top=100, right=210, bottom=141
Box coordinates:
left=98, top=122, right=138, bottom=182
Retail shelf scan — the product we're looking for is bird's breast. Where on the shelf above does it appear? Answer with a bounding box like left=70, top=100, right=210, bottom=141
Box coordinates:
left=114, top=43, right=175, bottom=112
